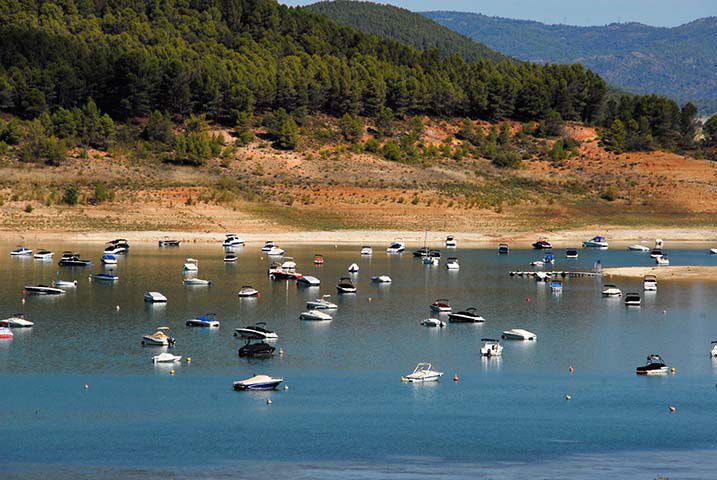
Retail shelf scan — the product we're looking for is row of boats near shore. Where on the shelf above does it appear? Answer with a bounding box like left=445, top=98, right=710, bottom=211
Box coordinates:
left=5, top=233, right=717, bottom=388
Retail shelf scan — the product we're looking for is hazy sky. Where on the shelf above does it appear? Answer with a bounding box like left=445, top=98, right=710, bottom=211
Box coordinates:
left=284, top=0, right=717, bottom=27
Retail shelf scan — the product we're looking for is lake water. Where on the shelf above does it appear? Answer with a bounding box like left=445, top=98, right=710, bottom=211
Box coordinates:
left=1, top=241, right=717, bottom=479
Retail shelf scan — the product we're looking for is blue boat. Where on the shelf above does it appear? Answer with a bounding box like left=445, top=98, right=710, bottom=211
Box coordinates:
left=92, top=273, right=119, bottom=282
left=101, top=254, right=117, bottom=265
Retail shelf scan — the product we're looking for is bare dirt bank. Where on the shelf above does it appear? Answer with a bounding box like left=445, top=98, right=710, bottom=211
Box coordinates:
left=603, top=266, right=717, bottom=281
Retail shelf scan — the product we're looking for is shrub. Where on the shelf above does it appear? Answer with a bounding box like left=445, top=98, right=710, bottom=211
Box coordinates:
left=381, top=141, right=401, bottom=161
left=601, top=185, right=619, bottom=201
left=63, top=185, right=79, bottom=205
left=492, top=150, right=522, bottom=169
left=24, top=203, right=33, bottom=213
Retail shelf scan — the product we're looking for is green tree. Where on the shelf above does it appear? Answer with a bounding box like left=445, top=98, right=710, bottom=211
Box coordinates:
left=276, top=116, right=299, bottom=150
left=234, top=111, right=254, bottom=146
left=602, top=119, right=627, bottom=153
left=63, top=185, right=79, bottom=205
left=339, top=114, right=363, bottom=143
left=703, top=115, right=717, bottom=147
left=143, top=110, right=174, bottom=144
left=18, top=120, right=66, bottom=166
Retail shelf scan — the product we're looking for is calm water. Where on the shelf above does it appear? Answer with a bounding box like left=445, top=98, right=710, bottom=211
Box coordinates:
left=1, top=241, right=717, bottom=479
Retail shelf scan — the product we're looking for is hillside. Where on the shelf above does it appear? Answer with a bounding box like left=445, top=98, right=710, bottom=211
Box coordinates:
left=424, top=11, right=717, bottom=113
left=305, top=1, right=507, bottom=63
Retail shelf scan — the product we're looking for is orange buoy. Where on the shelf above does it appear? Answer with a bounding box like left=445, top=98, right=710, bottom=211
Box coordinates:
left=569, top=366, right=574, bottom=373
left=453, top=374, right=459, bottom=382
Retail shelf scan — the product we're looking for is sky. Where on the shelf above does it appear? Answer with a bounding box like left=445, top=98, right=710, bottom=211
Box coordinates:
left=283, top=0, right=717, bottom=27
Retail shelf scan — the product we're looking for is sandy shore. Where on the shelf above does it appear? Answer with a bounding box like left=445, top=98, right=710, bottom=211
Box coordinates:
left=1, top=226, right=717, bottom=248
left=603, top=266, right=717, bottom=281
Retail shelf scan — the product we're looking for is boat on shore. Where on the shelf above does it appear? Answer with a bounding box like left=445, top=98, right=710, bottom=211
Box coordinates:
left=532, top=238, right=552, bottom=250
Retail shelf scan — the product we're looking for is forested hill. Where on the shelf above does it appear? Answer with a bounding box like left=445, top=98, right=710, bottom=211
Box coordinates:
left=423, top=11, right=717, bottom=113
left=0, top=0, right=606, bottom=123
left=305, top=1, right=507, bottom=63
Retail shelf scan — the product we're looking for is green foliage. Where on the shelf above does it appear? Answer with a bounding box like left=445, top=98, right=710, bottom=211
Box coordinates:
left=381, top=141, right=402, bottom=161
left=601, top=119, right=627, bottom=154
left=492, top=150, right=521, bottom=169
left=174, top=131, right=214, bottom=166
left=144, top=111, right=175, bottom=145
left=374, top=107, right=394, bottom=138
left=537, top=110, right=564, bottom=137
left=92, top=184, right=110, bottom=204
left=24, top=203, right=33, bottom=213
left=704, top=115, right=717, bottom=147
left=264, top=109, right=299, bottom=150
left=339, top=114, right=363, bottom=143
left=364, top=137, right=380, bottom=153
left=19, top=120, right=66, bottom=166
left=62, top=185, right=79, bottom=206
left=0, top=119, right=21, bottom=145
left=234, top=111, right=254, bottom=146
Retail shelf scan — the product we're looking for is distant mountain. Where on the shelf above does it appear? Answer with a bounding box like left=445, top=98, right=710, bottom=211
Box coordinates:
left=305, top=1, right=508, bottom=63
left=424, top=11, right=717, bottom=112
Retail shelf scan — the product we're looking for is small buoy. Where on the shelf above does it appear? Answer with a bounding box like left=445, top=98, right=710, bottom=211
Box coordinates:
left=279, top=348, right=284, bottom=355
left=668, top=405, right=677, bottom=413
left=21, top=298, right=25, bottom=305
left=116, top=305, right=120, bottom=311
left=565, top=394, right=572, bottom=401
left=526, top=297, right=531, bottom=303
left=368, top=297, right=372, bottom=302
left=453, top=374, right=459, bottom=382
left=284, top=385, right=289, bottom=391
left=84, top=383, right=89, bottom=390
left=266, top=399, right=272, bottom=405
left=169, top=369, right=175, bottom=375
left=671, top=367, right=676, bottom=374
left=186, top=357, right=192, bottom=364
left=569, top=366, right=574, bottom=373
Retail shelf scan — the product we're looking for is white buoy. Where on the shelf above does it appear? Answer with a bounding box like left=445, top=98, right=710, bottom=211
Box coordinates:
left=569, top=366, right=574, bottom=373
left=565, top=394, right=572, bottom=401
left=21, top=298, right=25, bottom=305
left=669, top=405, right=677, bottom=413
left=284, top=385, right=289, bottom=391
left=84, top=383, right=89, bottom=390
left=266, top=399, right=272, bottom=405
left=279, top=348, right=284, bottom=355
left=116, top=305, right=120, bottom=311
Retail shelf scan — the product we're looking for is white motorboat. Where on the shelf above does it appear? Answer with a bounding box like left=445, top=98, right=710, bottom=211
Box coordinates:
left=104, top=239, right=129, bottom=254
left=11, top=246, right=33, bottom=256
left=530, top=260, right=545, bottom=267
left=144, top=291, right=167, bottom=303
left=401, top=362, right=443, bottom=383
left=238, top=285, right=259, bottom=297
left=386, top=240, right=405, bottom=254
left=222, top=233, right=244, bottom=247
left=101, top=254, right=118, bottom=265
left=297, top=275, right=321, bottom=287
left=23, top=285, right=66, bottom=295
left=628, top=244, right=650, bottom=252
left=624, top=293, right=641, bottom=306
left=602, top=284, right=623, bottom=297
left=709, top=248, right=717, bottom=254
left=33, top=249, right=54, bottom=260
left=266, top=246, right=285, bottom=256
left=643, top=275, right=657, bottom=291
left=371, top=275, right=392, bottom=283
left=448, top=307, right=484, bottom=323
left=0, top=314, right=34, bottom=328
left=224, top=253, right=238, bottom=263
left=281, top=257, right=297, bottom=271
left=53, top=279, right=77, bottom=288
left=550, top=279, right=563, bottom=292
left=142, top=327, right=175, bottom=346
left=299, top=310, right=333, bottom=321
left=420, top=318, right=446, bottom=328
left=583, top=235, right=609, bottom=249
left=234, top=322, right=278, bottom=340
left=565, top=248, right=579, bottom=258
left=261, top=241, right=275, bottom=252
left=360, top=246, right=372, bottom=255
left=0, top=327, right=13, bottom=339
left=348, top=263, right=359, bottom=272
left=446, top=257, right=459, bottom=270
left=233, top=374, right=283, bottom=391
left=445, top=235, right=457, bottom=248
left=422, top=255, right=439, bottom=266
left=480, top=338, right=503, bottom=357
left=535, top=272, right=549, bottom=282
left=655, top=239, right=664, bottom=248
left=710, top=341, right=717, bottom=358
left=186, top=313, right=220, bottom=327
left=183, top=277, right=211, bottom=286
left=336, top=277, right=356, bottom=294
left=636, top=354, right=669, bottom=375
left=430, top=299, right=451, bottom=312
left=91, top=273, right=119, bottom=282
left=183, top=258, right=199, bottom=271
left=306, top=295, right=337, bottom=310
left=152, top=352, right=182, bottom=363
left=501, top=329, right=537, bottom=341
left=655, top=255, right=670, bottom=266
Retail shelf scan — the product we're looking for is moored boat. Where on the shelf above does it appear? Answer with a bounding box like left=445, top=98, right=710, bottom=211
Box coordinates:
left=498, top=243, right=510, bottom=254
left=430, top=298, right=451, bottom=312
left=448, top=307, right=484, bottom=323
left=10, top=246, right=32, bottom=256
left=306, top=295, right=337, bottom=310
left=446, top=257, right=460, bottom=270
left=501, top=329, right=537, bottom=341
left=142, top=327, right=175, bottom=346
left=532, top=238, right=552, bottom=250
left=602, top=284, right=622, bottom=297
left=233, top=375, right=283, bottom=391
left=186, top=313, right=220, bottom=327
left=158, top=238, right=180, bottom=247
left=144, top=291, right=167, bottom=303
left=628, top=244, right=650, bottom=252
left=33, top=249, right=54, bottom=260
left=234, top=322, right=278, bottom=340
left=386, top=239, right=405, bottom=254
left=336, top=277, right=356, bottom=294
left=624, top=292, right=641, bottom=306
left=58, top=252, right=92, bottom=267
left=224, top=253, right=238, bottom=263
left=480, top=338, right=503, bottom=357
left=101, top=254, right=117, bottom=265
left=222, top=233, right=244, bottom=247
left=0, top=327, right=13, bottom=339
left=0, top=314, right=34, bottom=328
left=297, top=275, right=321, bottom=287
left=183, top=277, right=211, bottom=286
left=313, top=254, right=324, bottom=265
left=636, top=354, right=669, bottom=375
left=238, top=340, right=275, bottom=358
left=643, top=275, right=657, bottom=291
left=445, top=236, right=457, bottom=248
left=24, top=285, right=66, bottom=295
left=420, top=318, right=446, bottom=328
left=371, top=275, right=392, bottom=283
left=238, top=285, right=260, bottom=297
left=360, top=246, right=372, bottom=255
left=182, top=258, right=199, bottom=271
left=91, top=273, right=119, bottom=282
left=401, top=362, right=443, bottom=383
left=152, top=352, right=182, bottom=363
left=299, top=310, right=333, bottom=321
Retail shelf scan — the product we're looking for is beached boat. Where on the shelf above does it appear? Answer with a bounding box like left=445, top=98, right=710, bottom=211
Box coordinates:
left=0, top=314, right=34, bottom=328
left=144, top=291, right=167, bottom=303
left=386, top=240, right=405, bottom=254
left=430, top=299, right=451, bottom=312
left=182, top=258, right=199, bottom=272
left=446, top=257, right=460, bottom=270
left=296, top=275, right=320, bottom=287
left=0, top=327, right=13, bottom=339
left=448, top=307, right=484, bottom=323
left=234, top=322, right=278, bottom=340
left=636, top=354, right=669, bottom=375
left=10, top=246, right=32, bottom=256
left=152, top=352, right=182, bottom=363
left=532, top=238, right=552, bottom=250
left=583, top=236, right=608, bottom=249
left=498, top=243, right=510, bottom=254
left=299, top=310, right=333, bottom=321
left=643, top=275, right=657, bottom=291
left=336, top=277, right=356, bottom=294
left=420, top=318, right=446, bottom=328
left=401, top=363, right=443, bottom=383
left=624, top=293, right=641, bottom=306
left=360, top=246, right=372, bottom=255
left=480, top=339, right=503, bottom=357
left=24, top=285, right=66, bottom=295
left=142, top=327, right=175, bottom=346
left=186, top=313, right=220, bottom=328
left=501, top=329, right=537, bottom=341
left=222, top=233, right=244, bottom=247
left=445, top=236, right=457, bottom=248
left=233, top=375, right=283, bottom=391
left=371, top=275, right=392, bottom=283
left=238, top=286, right=260, bottom=297
left=33, top=249, right=54, bottom=260
left=602, top=284, right=623, bottom=297
left=306, top=295, right=338, bottom=310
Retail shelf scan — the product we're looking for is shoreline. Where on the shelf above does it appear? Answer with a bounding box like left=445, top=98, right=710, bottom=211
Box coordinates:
left=603, top=266, right=717, bottom=281
left=1, top=227, right=717, bottom=248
